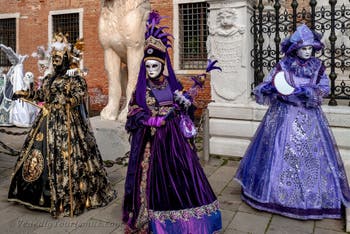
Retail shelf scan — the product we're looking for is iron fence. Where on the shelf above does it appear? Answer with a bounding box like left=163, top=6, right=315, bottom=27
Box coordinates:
left=251, top=0, right=350, bottom=106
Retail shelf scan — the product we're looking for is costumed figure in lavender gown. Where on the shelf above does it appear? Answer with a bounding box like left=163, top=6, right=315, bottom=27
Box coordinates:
left=123, top=11, right=222, bottom=234
left=235, top=24, right=350, bottom=219
left=0, top=44, right=38, bottom=127
left=8, top=33, right=116, bottom=217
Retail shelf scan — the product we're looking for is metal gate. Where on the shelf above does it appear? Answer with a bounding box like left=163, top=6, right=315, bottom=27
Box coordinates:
left=251, top=0, right=350, bottom=106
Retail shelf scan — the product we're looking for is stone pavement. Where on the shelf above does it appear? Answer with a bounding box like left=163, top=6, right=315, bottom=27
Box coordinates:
left=0, top=126, right=348, bottom=234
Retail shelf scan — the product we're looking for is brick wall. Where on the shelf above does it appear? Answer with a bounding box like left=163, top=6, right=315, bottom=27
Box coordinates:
left=285, top=0, right=310, bottom=11
left=0, top=0, right=107, bottom=111
left=150, top=0, right=212, bottom=117
left=0, top=0, right=211, bottom=117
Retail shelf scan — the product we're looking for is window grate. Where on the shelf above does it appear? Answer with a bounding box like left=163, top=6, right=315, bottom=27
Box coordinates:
left=179, top=2, right=209, bottom=70
left=0, top=18, right=16, bottom=67
left=52, top=13, right=79, bottom=44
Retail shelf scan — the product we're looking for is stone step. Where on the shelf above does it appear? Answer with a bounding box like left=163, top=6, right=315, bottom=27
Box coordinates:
left=89, top=116, right=130, bottom=161
left=210, top=118, right=350, bottom=150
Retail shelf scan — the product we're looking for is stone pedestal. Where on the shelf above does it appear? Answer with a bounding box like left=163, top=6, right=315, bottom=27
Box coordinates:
left=206, top=0, right=254, bottom=160
left=89, top=116, right=130, bottom=161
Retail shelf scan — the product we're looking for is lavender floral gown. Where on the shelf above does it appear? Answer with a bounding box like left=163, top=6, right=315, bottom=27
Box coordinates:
left=235, top=56, right=350, bottom=219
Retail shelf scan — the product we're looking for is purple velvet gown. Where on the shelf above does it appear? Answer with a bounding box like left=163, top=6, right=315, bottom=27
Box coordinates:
left=235, top=56, right=350, bottom=219
left=123, top=77, right=222, bottom=233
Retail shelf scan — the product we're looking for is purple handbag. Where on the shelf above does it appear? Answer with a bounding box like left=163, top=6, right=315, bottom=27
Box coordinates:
left=179, top=115, right=197, bottom=138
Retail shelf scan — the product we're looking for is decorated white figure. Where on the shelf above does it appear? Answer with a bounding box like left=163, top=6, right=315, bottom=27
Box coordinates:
left=0, top=68, right=13, bottom=126
left=0, top=44, right=38, bottom=127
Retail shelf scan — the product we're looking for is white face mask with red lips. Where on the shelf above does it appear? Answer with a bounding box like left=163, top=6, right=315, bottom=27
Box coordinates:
left=145, top=60, right=162, bottom=79
left=297, top=45, right=313, bottom=60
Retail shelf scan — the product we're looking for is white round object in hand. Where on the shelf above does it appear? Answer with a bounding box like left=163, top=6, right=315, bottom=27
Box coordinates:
left=273, top=71, right=295, bottom=95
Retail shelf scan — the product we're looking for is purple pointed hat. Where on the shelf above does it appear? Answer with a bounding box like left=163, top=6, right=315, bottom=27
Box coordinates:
left=281, top=24, right=324, bottom=55
left=143, top=11, right=172, bottom=64
left=134, top=10, right=182, bottom=111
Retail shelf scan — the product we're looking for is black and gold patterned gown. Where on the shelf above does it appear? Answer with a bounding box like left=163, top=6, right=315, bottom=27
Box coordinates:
left=8, top=73, right=116, bottom=217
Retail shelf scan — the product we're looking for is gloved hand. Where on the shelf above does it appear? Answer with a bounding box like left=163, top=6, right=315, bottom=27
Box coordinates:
left=142, top=116, right=165, bottom=127
left=294, top=86, right=312, bottom=97
left=12, top=90, right=29, bottom=100
left=174, top=90, right=192, bottom=109
left=260, top=84, right=277, bottom=94
left=65, top=68, right=78, bottom=77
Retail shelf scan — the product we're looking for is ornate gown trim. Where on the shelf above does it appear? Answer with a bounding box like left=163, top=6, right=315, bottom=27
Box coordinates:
left=22, top=149, right=44, bottom=182
left=46, top=112, right=56, bottom=215
left=135, top=142, right=152, bottom=228
left=241, top=192, right=341, bottom=220
left=149, top=200, right=220, bottom=223
left=11, top=112, right=48, bottom=178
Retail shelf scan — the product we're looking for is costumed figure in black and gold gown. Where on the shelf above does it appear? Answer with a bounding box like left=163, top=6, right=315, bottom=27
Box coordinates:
left=8, top=33, right=116, bottom=217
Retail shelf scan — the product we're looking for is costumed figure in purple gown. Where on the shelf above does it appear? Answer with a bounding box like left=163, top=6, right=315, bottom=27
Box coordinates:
left=8, top=33, right=116, bottom=217
left=122, top=11, right=222, bottom=234
left=235, top=24, right=350, bottom=219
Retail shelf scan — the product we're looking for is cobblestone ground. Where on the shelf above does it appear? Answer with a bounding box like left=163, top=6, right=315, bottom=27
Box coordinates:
left=0, top=126, right=348, bottom=234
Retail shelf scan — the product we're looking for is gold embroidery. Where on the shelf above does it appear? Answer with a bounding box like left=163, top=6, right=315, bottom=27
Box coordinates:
left=79, top=181, right=87, bottom=192
left=36, top=132, right=44, bottom=142
left=149, top=200, right=220, bottom=223
left=42, top=106, right=49, bottom=116
left=150, top=127, right=156, bottom=136
left=146, top=92, right=156, bottom=106
left=22, top=149, right=44, bottom=182
left=90, top=194, right=99, bottom=207
left=159, top=106, right=172, bottom=116
left=151, top=109, right=157, bottom=117
left=62, top=151, right=69, bottom=160
left=39, top=193, right=45, bottom=205
left=85, top=197, right=91, bottom=208
left=136, top=142, right=151, bottom=229
left=59, top=201, right=64, bottom=213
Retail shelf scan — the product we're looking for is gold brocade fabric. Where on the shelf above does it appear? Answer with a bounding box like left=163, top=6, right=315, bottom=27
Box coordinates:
left=8, top=74, right=116, bottom=217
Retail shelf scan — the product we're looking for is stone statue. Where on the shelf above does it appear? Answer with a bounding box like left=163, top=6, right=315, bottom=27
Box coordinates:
left=98, top=0, right=151, bottom=121
left=207, top=8, right=246, bottom=103
left=212, top=8, right=245, bottom=37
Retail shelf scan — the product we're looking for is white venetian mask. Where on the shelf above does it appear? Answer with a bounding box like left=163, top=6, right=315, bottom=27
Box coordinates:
left=145, top=60, right=162, bottom=79
left=297, top=45, right=313, bottom=60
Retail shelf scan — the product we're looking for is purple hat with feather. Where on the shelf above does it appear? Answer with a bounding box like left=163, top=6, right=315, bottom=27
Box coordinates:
left=281, top=24, right=324, bottom=55
left=134, top=10, right=182, bottom=111
left=143, top=11, right=172, bottom=64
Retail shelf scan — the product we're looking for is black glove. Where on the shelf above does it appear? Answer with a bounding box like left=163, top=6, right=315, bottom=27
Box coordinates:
left=12, top=90, right=28, bottom=100
left=260, top=84, right=277, bottom=94
left=294, top=87, right=311, bottom=97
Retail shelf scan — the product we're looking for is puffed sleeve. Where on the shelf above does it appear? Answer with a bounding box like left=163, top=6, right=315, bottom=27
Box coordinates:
left=66, top=75, right=87, bottom=108
left=125, top=91, right=150, bottom=133
left=315, top=64, right=330, bottom=97
left=26, top=76, right=49, bottom=102
left=292, top=63, right=329, bottom=108
left=253, top=64, right=281, bottom=105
